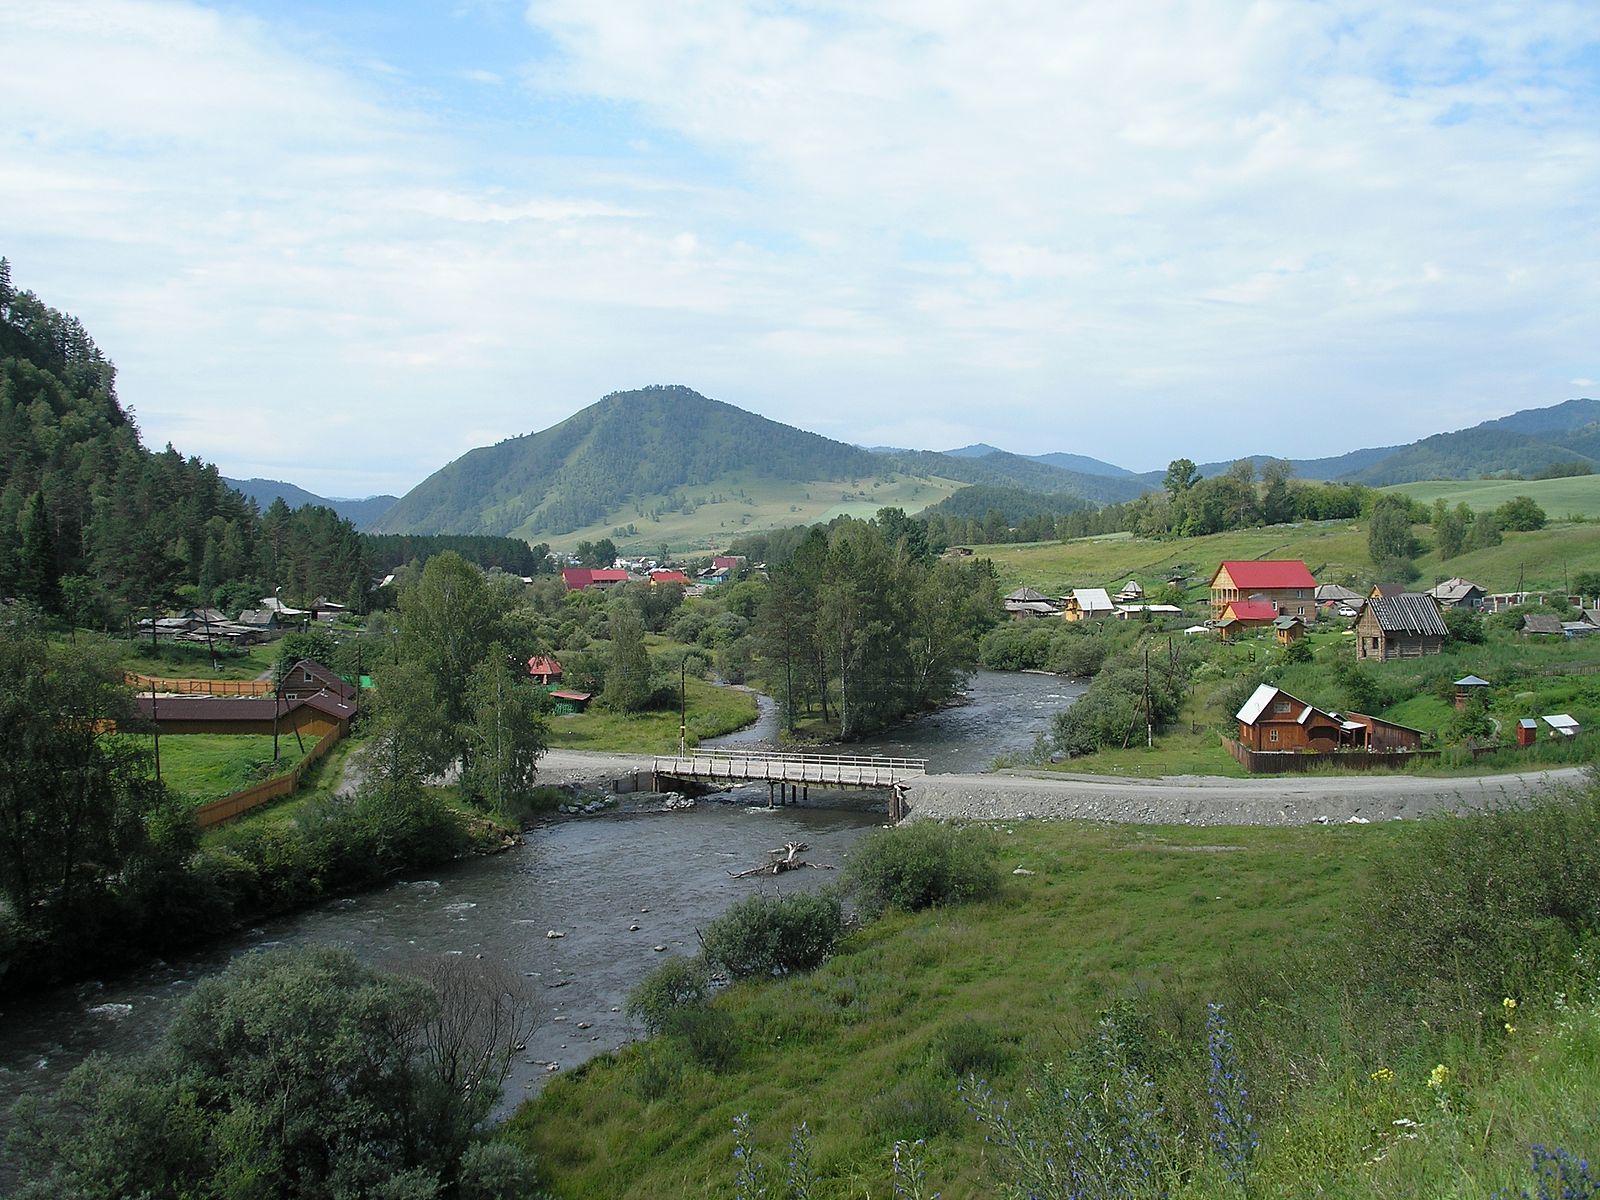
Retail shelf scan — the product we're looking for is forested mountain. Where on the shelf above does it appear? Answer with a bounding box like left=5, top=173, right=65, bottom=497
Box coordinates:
left=225, top=477, right=398, bottom=529
left=0, top=257, right=371, bottom=621
left=918, top=485, right=1093, bottom=525
left=376, top=386, right=1149, bottom=539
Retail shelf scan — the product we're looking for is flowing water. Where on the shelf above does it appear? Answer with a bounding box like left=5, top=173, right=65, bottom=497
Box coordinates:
left=0, top=668, right=1079, bottom=1149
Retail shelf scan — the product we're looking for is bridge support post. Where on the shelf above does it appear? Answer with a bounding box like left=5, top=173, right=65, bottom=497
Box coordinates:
left=767, top=781, right=775, bottom=808
left=803, top=785, right=808, bottom=803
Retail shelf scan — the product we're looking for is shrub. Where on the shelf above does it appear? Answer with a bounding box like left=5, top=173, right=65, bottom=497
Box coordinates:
left=1354, top=784, right=1600, bottom=1029
left=699, top=889, right=844, bottom=978
left=662, top=1007, right=739, bottom=1071
left=845, top=822, right=1001, bottom=917
left=864, top=1071, right=963, bottom=1141
left=630, top=1040, right=690, bottom=1100
left=626, top=955, right=711, bottom=1034
left=930, top=1018, right=1014, bottom=1079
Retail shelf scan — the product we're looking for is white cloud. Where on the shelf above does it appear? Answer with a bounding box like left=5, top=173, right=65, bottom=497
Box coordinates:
left=0, top=0, right=1597, bottom=495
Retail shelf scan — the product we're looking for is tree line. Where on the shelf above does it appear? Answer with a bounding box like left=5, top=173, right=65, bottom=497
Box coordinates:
left=0, top=257, right=373, bottom=623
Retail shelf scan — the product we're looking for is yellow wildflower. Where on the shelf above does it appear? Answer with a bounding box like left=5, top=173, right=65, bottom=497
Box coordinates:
left=1504, top=1022, right=1516, bottom=1035
left=1369, top=1067, right=1395, bottom=1083
left=1503, top=997, right=1518, bottom=1012
left=1427, top=1064, right=1451, bottom=1090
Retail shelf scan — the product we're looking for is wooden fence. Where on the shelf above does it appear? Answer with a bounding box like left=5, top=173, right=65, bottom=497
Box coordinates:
left=1221, top=736, right=1440, bottom=775
left=192, top=725, right=345, bottom=828
left=126, top=672, right=273, bottom=697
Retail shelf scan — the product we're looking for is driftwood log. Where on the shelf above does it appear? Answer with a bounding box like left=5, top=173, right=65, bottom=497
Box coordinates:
left=728, top=841, right=836, bottom=878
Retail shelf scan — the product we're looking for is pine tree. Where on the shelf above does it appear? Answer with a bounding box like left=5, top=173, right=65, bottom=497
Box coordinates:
left=17, top=491, right=60, bottom=611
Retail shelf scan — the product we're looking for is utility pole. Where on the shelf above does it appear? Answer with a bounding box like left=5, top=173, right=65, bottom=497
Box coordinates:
left=150, top=675, right=161, bottom=783
left=1144, top=647, right=1153, bottom=748
left=272, top=676, right=281, bottom=762
left=678, top=659, right=688, bottom=756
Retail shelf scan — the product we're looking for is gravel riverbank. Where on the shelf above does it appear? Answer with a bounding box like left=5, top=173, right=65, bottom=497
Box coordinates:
left=534, top=750, right=1592, bottom=826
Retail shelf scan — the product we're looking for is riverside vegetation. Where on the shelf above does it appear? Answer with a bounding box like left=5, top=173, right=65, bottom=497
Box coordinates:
left=507, top=785, right=1600, bottom=1199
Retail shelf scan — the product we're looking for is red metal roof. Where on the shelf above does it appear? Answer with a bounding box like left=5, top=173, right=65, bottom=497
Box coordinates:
left=650, top=569, right=689, bottom=584
left=1214, top=560, right=1315, bottom=589
left=561, top=568, right=630, bottom=590
left=527, top=656, right=562, bottom=678
left=549, top=690, right=592, bottom=702
left=1223, top=601, right=1278, bottom=622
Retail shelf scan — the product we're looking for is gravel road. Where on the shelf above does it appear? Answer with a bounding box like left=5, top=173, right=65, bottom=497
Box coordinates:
left=531, top=749, right=1591, bottom=826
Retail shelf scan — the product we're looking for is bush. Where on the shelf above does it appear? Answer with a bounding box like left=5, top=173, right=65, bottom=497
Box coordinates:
left=930, top=1017, right=1014, bottom=1079
left=626, top=955, right=711, bottom=1034
left=662, top=1006, right=739, bottom=1071
left=699, top=890, right=844, bottom=978
left=1354, top=784, right=1600, bottom=1029
left=629, top=1040, right=690, bottom=1100
left=864, top=1072, right=963, bottom=1141
left=845, top=822, right=1001, bottom=917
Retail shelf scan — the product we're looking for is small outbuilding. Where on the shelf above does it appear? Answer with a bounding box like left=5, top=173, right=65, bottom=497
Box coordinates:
left=1516, top=718, right=1539, bottom=747
left=527, top=656, right=563, bottom=686
left=1541, top=713, right=1581, bottom=738
left=1522, top=613, right=1564, bottom=637
left=1273, top=615, right=1305, bottom=645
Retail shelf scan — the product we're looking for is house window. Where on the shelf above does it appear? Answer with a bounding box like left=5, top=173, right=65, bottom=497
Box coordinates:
left=1268, top=729, right=1278, bottom=743
left=303, top=670, right=314, bottom=682
left=1273, top=701, right=1290, bottom=713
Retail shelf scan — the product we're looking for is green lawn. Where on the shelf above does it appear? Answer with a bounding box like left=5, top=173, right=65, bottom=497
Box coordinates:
left=544, top=676, right=759, bottom=753
left=140, top=733, right=315, bottom=805
left=1384, top=474, right=1600, bottom=520
left=121, top=639, right=278, bottom=682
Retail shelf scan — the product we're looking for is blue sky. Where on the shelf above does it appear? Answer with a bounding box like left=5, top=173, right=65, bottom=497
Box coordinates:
left=2, top=1, right=1598, bottom=497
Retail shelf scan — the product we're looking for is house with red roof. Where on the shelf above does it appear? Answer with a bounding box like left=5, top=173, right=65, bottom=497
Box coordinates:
left=1209, top=560, right=1317, bottom=623
left=649, top=569, right=689, bottom=586
left=1215, top=600, right=1279, bottom=640
left=561, top=567, right=631, bottom=592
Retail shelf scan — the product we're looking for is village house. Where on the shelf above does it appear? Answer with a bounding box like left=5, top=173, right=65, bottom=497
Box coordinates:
left=1210, top=561, right=1316, bottom=622
left=1522, top=613, right=1564, bottom=638
left=1314, top=583, right=1363, bottom=607
left=1428, top=577, right=1486, bottom=610
left=1114, top=579, right=1144, bottom=602
left=1215, top=600, right=1277, bottom=640
left=1355, top=593, right=1448, bottom=661
left=1233, top=683, right=1424, bottom=755
left=1114, top=603, right=1183, bottom=620
left=1062, top=587, right=1114, bottom=621
left=278, top=659, right=357, bottom=706
left=134, top=690, right=356, bottom=739
left=649, top=569, right=690, bottom=586
left=560, top=567, right=631, bottom=591
left=1004, top=587, right=1061, bottom=619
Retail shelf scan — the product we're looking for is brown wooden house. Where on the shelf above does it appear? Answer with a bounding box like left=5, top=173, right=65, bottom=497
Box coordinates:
left=1234, top=684, right=1344, bottom=752
left=1355, top=594, right=1447, bottom=661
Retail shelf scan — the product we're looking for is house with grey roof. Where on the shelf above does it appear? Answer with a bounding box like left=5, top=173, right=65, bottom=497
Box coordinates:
left=1354, top=593, right=1447, bottom=661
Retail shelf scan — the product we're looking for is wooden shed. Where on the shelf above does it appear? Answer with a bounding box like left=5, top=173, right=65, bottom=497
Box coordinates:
left=1355, top=594, right=1447, bottom=661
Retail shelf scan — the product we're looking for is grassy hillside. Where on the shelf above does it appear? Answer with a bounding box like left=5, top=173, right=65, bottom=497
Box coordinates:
left=550, top=471, right=967, bottom=554
left=506, top=807, right=1600, bottom=1199
left=1383, top=474, right=1600, bottom=519
left=975, top=519, right=1600, bottom=596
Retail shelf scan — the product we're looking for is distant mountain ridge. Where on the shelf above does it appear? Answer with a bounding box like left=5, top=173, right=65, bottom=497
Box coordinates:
left=372, top=388, right=1599, bottom=543
left=374, top=386, right=1151, bottom=540
left=225, top=478, right=399, bottom=530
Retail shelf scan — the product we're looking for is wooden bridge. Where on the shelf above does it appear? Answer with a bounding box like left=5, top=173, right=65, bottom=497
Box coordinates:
left=651, top=749, right=928, bottom=818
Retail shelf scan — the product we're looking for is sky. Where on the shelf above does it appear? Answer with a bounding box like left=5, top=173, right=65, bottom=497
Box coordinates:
left=2, top=1, right=1598, bottom=498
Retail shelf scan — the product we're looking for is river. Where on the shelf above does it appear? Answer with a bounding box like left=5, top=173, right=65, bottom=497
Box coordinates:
left=0, top=668, right=1079, bottom=1148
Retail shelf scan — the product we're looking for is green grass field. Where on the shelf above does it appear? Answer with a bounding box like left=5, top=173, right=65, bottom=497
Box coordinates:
left=140, top=733, right=314, bottom=805
left=546, top=471, right=967, bottom=555
left=544, top=676, right=759, bottom=753
left=121, top=639, right=278, bottom=682
left=1384, top=474, right=1600, bottom=519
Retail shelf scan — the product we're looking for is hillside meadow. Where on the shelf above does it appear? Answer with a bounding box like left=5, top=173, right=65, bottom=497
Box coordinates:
left=972, top=518, right=1600, bottom=596
left=530, top=470, right=967, bottom=556
left=1383, top=473, right=1600, bottom=519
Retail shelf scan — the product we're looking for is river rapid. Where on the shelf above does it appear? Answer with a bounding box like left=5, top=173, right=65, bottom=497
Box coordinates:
left=0, top=668, right=1080, bottom=1146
